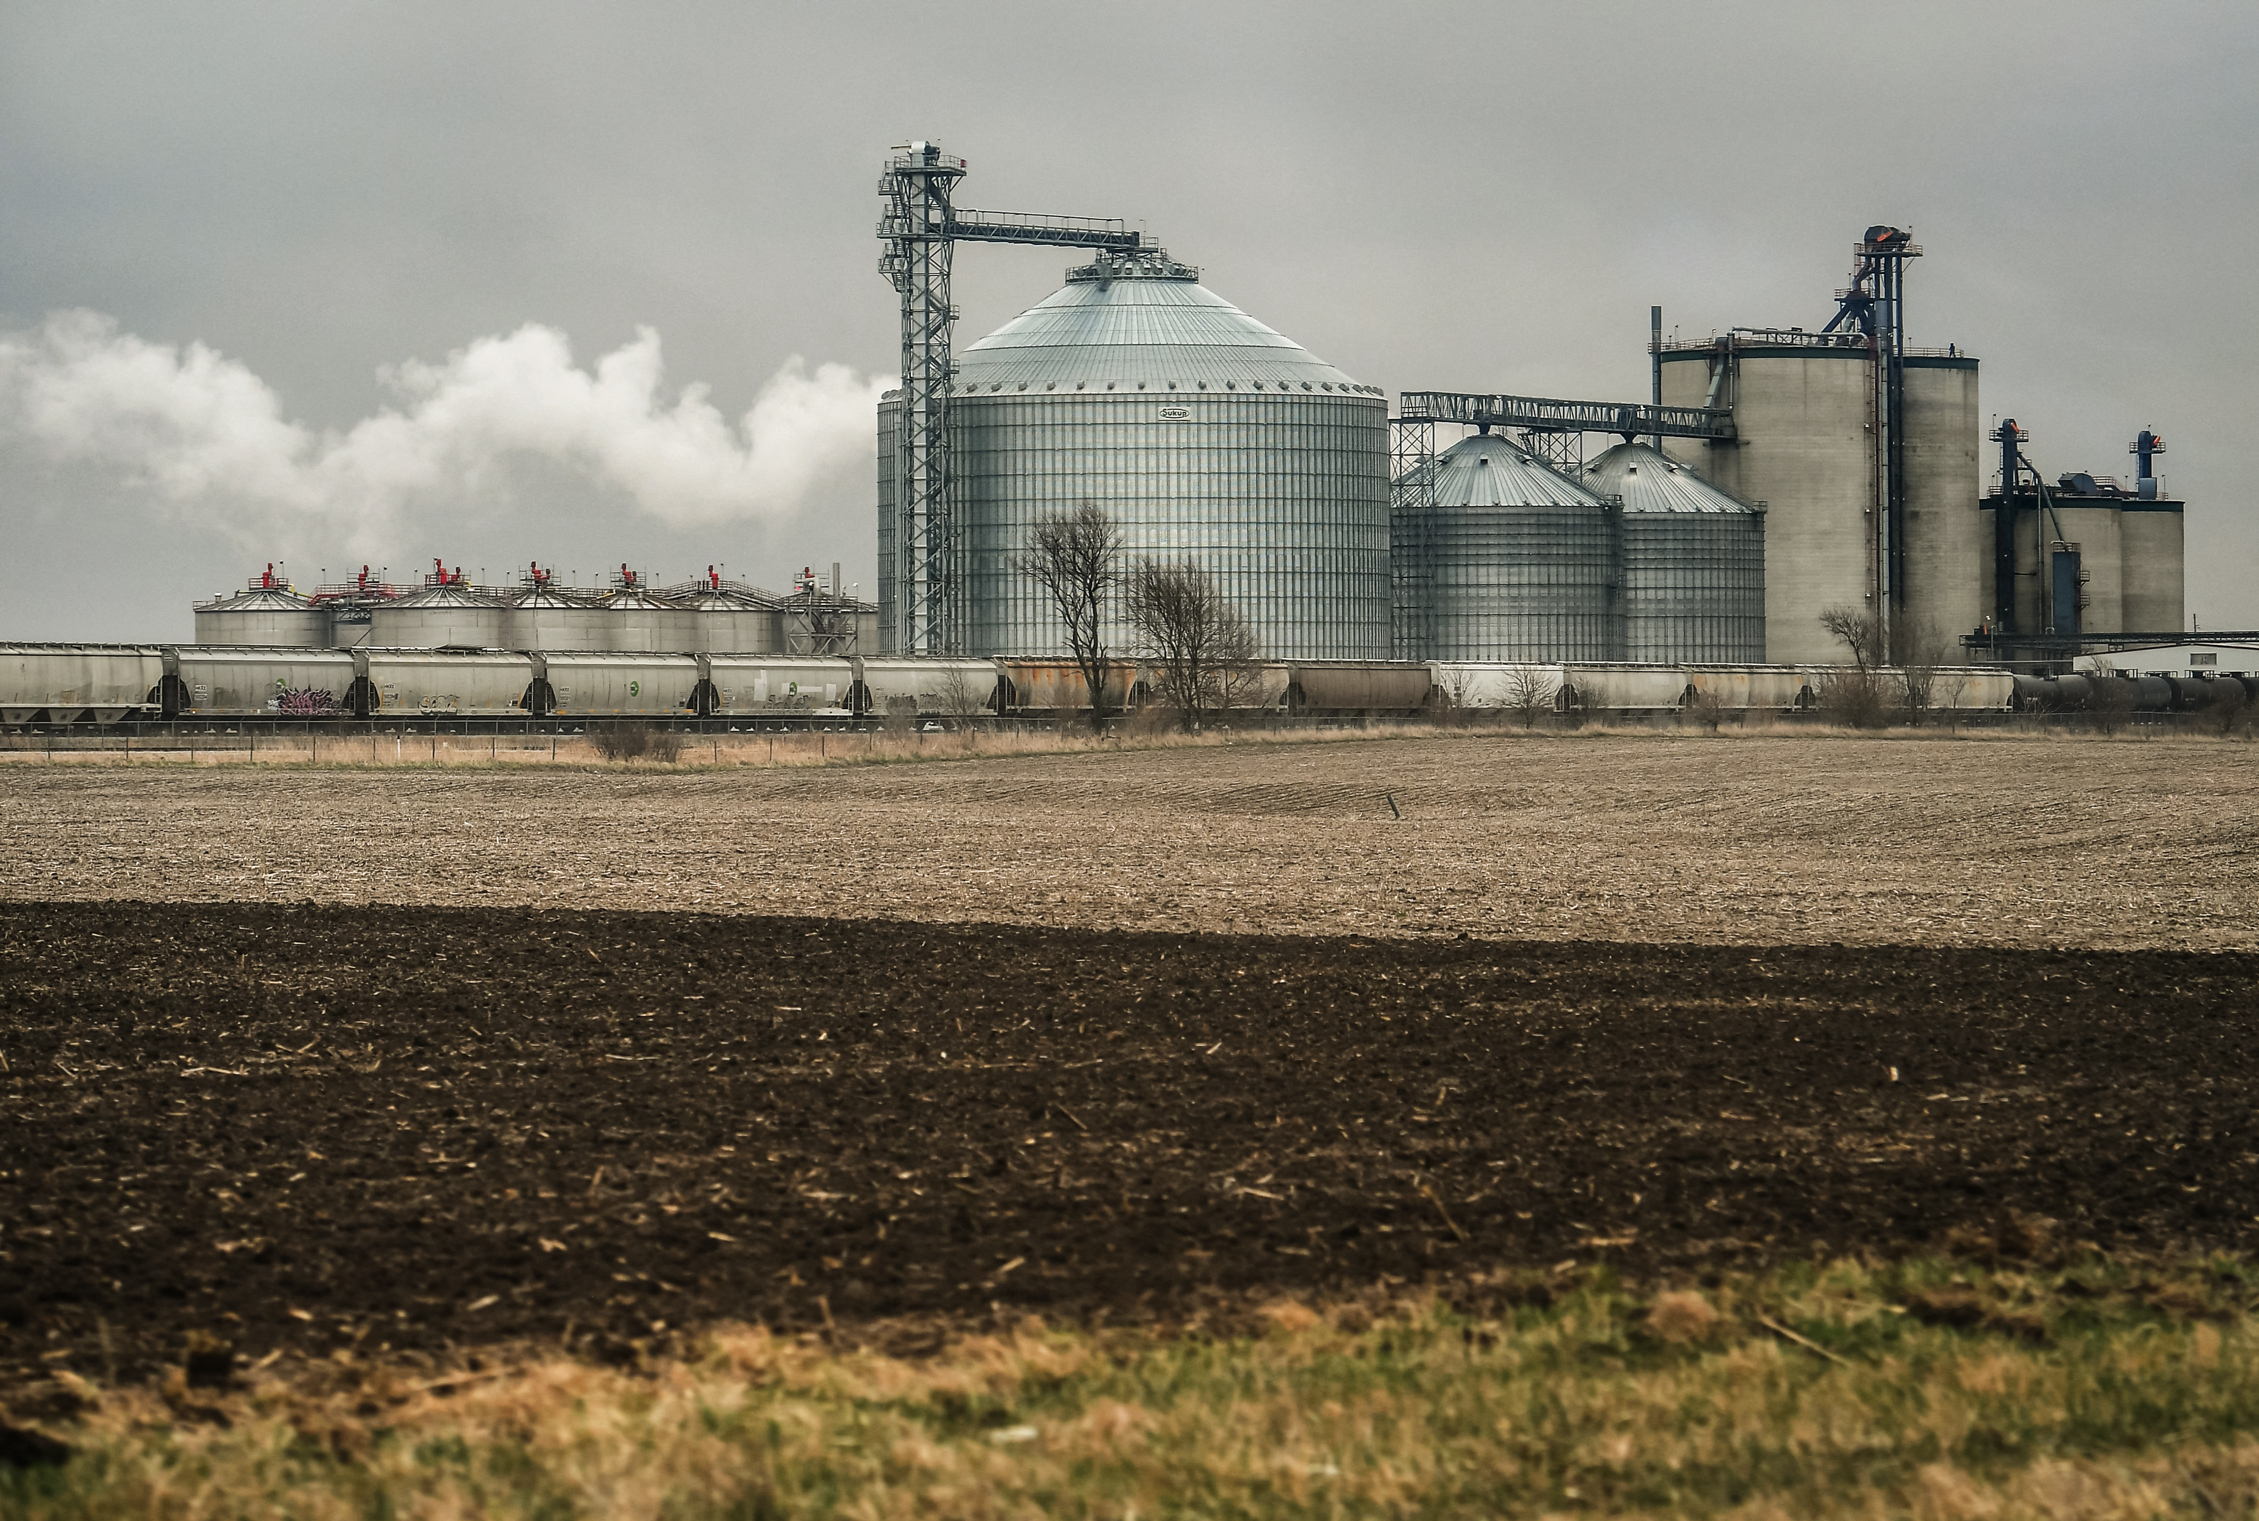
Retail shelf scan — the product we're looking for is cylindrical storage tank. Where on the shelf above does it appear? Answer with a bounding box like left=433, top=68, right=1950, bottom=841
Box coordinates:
left=676, top=588, right=780, bottom=654
left=1659, top=335, right=1873, bottom=664
left=599, top=588, right=700, bottom=653
left=506, top=586, right=612, bottom=651
left=879, top=250, right=1391, bottom=661
left=2119, top=498, right=2186, bottom=633
left=194, top=584, right=332, bottom=647
left=1395, top=433, right=1616, bottom=661
left=1582, top=442, right=1765, bottom=663
left=369, top=584, right=509, bottom=649
left=1901, top=355, right=1982, bottom=650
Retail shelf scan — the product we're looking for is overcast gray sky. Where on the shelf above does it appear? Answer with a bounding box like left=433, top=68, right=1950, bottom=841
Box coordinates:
left=3, top=0, right=2253, bottom=640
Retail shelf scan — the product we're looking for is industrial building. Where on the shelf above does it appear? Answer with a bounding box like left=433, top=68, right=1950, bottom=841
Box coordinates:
left=120, top=152, right=2201, bottom=693
left=1976, top=424, right=2185, bottom=651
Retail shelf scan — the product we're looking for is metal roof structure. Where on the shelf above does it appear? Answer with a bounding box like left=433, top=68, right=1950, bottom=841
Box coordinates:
left=1423, top=433, right=1607, bottom=509
left=193, top=585, right=316, bottom=613
left=953, top=266, right=1374, bottom=393
left=1582, top=442, right=1761, bottom=515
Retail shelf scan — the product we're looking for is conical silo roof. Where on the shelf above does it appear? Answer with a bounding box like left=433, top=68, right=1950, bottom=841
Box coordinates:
left=1583, top=442, right=1760, bottom=514
left=1426, top=433, right=1607, bottom=508
left=202, top=585, right=317, bottom=612
left=953, top=254, right=1376, bottom=393
left=388, top=582, right=507, bottom=609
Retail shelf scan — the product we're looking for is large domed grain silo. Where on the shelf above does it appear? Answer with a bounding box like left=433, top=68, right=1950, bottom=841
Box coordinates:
left=877, top=250, right=1390, bottom=660
left=1583, top=442, right=1766, bottom=663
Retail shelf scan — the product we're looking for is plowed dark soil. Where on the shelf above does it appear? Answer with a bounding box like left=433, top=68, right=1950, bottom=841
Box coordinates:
left=3, top=901, right=2254, bottom=1390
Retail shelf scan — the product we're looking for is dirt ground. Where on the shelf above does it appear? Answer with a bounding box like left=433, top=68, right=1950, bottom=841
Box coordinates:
left=3, top=899, right=2254, bottom=1392
left=2, top=731, right=2254, bottom=949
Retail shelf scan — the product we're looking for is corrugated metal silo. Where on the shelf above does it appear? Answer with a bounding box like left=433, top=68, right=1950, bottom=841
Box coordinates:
left=673, top=586, right=780, bottom=654
left=1582, top=442, right=1765, bottom=662
left=194, top=583, right=332, bottom=647
left=1393, top=432, right=1617, bottom=661
left=878, top=249, right=1391, bottom=660
left=506, top=585, right=610, bottom=651
left=599, top=586, right=700, bottom=652
left=370, top=583, right=509, bottom=649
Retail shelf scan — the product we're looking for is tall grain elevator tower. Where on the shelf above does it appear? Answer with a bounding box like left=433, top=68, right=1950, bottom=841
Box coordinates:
left=1656, top=229, right=1980, bottom=663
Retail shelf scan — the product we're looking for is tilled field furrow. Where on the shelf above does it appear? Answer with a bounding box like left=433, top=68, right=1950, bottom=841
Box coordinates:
left=2, top=899, right=2254, bottom=1390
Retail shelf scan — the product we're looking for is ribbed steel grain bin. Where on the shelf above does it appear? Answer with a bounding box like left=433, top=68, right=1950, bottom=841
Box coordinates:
left=1394, top=433, right=1616, bottom=661
left=852, top=659, right=1002, bottom=716
left=175, top=648, right=358, bottom=715
left=370, top=584, right=509, bottom=649
left=362, top=651, right=536, bottom=716
left=506, top=587, right=612, bottom=651
left=542, top=654, right=702, bottom=715
left=879, top=252, right=1392, bottom=661
left=1583, top=443, right=1766, bottom=663
left=194, top=586, right=333, bottom=647
left=676, top=588, right=780, bottom=654
left=707, top=657, right=853, bottom=714
left=0, top=644, right=168, bottom=722
left=598, top=589, right=701, bottom=653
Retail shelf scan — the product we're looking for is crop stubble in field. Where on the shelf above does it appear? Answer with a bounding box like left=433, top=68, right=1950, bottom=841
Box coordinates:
left=2, top=899, right=2255, bottom=1392
left=2, top=733, right=2254, bottom=948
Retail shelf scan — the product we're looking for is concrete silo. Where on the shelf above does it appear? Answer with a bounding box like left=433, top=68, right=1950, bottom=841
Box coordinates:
left=1582, top=442, right=1765, bottom=663
left=1393, top=432, right=1617, bottom=662
left=877, top=249, right=1391, bottom=661
left=1658, top=333, right=1873, bottom=664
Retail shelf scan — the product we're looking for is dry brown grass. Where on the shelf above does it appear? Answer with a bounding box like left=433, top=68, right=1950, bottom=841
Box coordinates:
left=7, top=1259, right=2256, bottom=1519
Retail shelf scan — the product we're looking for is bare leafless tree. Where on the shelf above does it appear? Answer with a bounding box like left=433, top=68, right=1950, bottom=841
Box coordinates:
left=1685, top=685, right=1728, bottom=733
left=934, top=664, right=988, bottom=744
left=1123, top=557, right=1259, bottom=733
left=1503, top=665, right=1553, bottom=730
left=1819, top=605, right=1879, bottom=672
left=1818, top=604, right=1887, bottom=727
left=1894, top=618, right=1946, bottom=725
left=1014, top=504, right=1124, bottom=732
left=1434, top=664, right=1477, bottom=728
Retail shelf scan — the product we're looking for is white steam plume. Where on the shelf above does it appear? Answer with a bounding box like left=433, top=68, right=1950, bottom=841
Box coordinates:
left=0, top=310, right=892, bottom=552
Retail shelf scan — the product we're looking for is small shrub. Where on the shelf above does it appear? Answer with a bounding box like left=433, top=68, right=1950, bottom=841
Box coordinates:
left=1685, top=687, right=1727, bottom=733
left=1817, top=668, right=1888, bottom=728
left=588, top=721, right=682, bottom=763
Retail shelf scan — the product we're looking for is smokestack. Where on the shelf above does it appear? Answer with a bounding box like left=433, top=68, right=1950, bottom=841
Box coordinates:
left=832, top=561, right=843, bottom=599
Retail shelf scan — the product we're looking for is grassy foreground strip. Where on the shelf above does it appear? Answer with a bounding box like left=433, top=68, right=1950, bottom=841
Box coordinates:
left=6, top=1258, right=2256, bottom=1519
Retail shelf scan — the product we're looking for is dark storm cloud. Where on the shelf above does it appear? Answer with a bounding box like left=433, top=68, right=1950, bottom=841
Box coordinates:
left=2, top=0, right=2251, bottom=637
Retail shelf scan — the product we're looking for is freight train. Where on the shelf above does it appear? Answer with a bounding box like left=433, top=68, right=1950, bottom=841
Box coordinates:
left=9, top=642, right=2228, bottom=728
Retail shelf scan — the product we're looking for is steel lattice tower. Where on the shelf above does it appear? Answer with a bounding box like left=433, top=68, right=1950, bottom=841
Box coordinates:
left=878, top=144, right=969, bottom=657
left=877, top=141, right=1146, bottom=656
